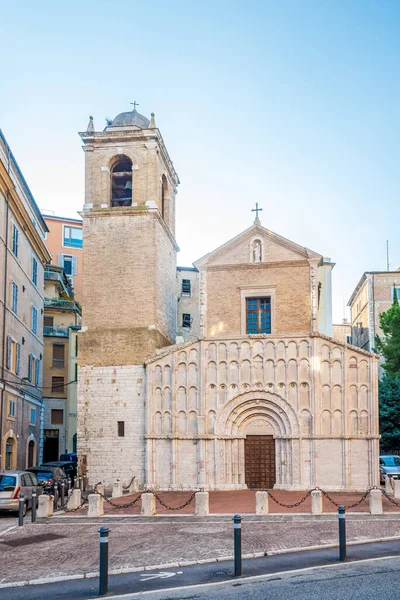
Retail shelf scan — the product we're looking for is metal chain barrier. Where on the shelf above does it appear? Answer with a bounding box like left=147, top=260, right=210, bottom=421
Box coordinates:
left=97, top=491, right=144, bottom=509
left=65, top=496, right=89, bottom=513
left=381, top=488, right=400, bottom=508
left=152, top=491, right=197, bottom=511
left=267, top=488, right=316, bottom=508
left=320, top=487, right=373, bottom=510
left=122, top=476, right=136, bottom=491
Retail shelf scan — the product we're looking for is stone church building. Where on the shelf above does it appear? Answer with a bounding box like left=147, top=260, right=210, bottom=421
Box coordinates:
left=77, top=107, right=379, bottom=491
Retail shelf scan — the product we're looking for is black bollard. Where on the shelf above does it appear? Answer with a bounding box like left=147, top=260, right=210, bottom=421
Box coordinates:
left=338, top=505, right=346, bottom=561
left=68, top=477, right=72, bottom=493
left=53, top=486, right=59, bottom=511
left=18, top=492, right=24, bottom=526
left=99, top=526, right=110, bottom=596
left=61, top=481, right=65, bottom=508
left=233, top=514, right=242, bottom=577
left=31, top=490, right=36, bottom=523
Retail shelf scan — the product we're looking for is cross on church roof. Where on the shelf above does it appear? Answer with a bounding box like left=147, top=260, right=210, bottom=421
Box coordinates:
left=130, top=101, right=139, bottom=111
left=251, top=202, right=263, bottom=224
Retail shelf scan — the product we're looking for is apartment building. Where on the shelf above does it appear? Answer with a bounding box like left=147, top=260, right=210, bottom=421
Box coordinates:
left=43, top=215, right=83, bottom=303
left=42, top=265, right=81, bottom=461
left=0, top=130, right=51, bottom=470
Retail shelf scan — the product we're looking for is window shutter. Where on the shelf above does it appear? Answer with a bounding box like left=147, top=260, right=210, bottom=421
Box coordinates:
left=58, top=254, right=64, bottom=267
left=35, top=359, right=40, bottom=386
left=15, top=284, right=18, bottom=312
left=28, top=354, right=33, bottom=382
left=72, top=255, right=77, bottom=275
left=16, top=343, right=21, bottom=375
left=6, top=336, right=12, bottom=369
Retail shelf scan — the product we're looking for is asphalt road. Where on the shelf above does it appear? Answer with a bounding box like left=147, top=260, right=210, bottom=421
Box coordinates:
left=3, top=538, right=400, bottom=600
left=108, top=556, right=400, bottom=599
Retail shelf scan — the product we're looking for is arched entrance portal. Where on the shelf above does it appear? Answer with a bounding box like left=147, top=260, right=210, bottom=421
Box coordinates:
left=215, top=391, right=300, bottom=490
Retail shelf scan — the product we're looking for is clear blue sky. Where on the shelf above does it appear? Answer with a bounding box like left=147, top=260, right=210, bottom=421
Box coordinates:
left=2, top=1, right=399, bottom=321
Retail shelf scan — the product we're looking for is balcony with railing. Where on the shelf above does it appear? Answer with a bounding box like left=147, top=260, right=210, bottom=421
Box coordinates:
left=44, top=326, right=69, bottom=337
left=44, top=269, right=73, bottom=297
left=52, top=359, right=65, bottom=368
left=44, top=298, right=82, bottom=315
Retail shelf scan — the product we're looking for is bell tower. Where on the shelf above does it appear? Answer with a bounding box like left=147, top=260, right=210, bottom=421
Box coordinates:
left=79, top=106, right=179, bottom=366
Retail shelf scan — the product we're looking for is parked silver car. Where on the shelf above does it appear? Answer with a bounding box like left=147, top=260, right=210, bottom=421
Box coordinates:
left=0, top=471, right=43, bottom=515
left=380, top=455, right=400, bottom=485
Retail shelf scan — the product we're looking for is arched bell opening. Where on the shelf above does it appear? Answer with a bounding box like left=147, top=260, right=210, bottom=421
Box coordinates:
left=111, top=155, right=133, bottom=207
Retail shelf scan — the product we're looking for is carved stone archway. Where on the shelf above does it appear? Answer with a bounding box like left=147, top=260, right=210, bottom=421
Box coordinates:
left=215, top=391, right=301, bottom=489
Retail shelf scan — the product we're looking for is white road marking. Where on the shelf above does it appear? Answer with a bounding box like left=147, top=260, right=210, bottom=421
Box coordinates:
left=140, top=571, right=183, bottom=582
left=105, top=554, right=400, bottom=599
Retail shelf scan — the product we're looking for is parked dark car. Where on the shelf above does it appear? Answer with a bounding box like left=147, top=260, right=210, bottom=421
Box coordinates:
left=380, top=455, right=400, bottom=484
left=26, top=466, right=68, bottom=496
left=60, top=453, right=77, bottom=463
left=42, top=461, right=77, bottom=484
left=0, top=471, right=43, bottom=515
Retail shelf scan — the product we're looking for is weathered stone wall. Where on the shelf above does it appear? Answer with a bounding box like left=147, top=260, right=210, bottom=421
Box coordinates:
left=77, top=365, right=145, bottom=487
left=145, top=334, right=379, bottom=491
left=80, top=210, right=176, bottom=365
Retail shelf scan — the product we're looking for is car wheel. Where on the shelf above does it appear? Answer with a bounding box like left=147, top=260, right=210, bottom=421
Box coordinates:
left=22, top=502, right=27, bottom=517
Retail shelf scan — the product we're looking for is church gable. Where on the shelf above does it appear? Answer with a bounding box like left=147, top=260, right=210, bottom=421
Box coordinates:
left=194, top=225, right=321, bottom=269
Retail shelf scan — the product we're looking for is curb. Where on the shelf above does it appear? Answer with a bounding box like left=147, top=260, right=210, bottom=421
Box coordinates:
left=1, top=534, right=400, bottom=589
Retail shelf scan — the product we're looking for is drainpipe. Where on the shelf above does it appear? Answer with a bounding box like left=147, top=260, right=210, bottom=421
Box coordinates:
left=0, top=142, right=11, bottom=468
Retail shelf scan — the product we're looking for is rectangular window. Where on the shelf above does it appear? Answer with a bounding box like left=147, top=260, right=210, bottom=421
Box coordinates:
left=52, top=343, right=65, bottom=368
left=32, top=257, right=38, bottom=286
left=11, top=281, right=18, bottom=314
left=35, top=359, right=40, bottom=386
left=16, top=342, right=20, bottom=375
left=246, top=297, right=271, bottom=334
left=6, top=336, right=12, bottom=369
left=181, top=279, right=191, bottom=295
left=52, top=376, right=65, bottom=394
left=8, top=400, right=16, bottom=418
left=44, top=315, right=54, bottom=327
left=51, top=409, right=64, bottom=424
left=31, top=306, right=38, bottom=334
left=63, top=226, right=82, bottom=248
left=391, top=287, right=400, bottom=300
left=12, top=224, right=19, bottom=257
left=118, top=421, right=125, bottom=437
left=30, top=408, right=36, bottom=425
left=182, top=313, right=191, bottom=328
left=59, top=254, right=77, bottom=276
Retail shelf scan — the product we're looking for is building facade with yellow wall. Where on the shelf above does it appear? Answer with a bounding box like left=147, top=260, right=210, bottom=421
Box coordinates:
left=0, top=130, right=51, bottom=470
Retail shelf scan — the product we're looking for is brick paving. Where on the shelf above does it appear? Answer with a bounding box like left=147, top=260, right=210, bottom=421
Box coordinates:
left=1, top=516, right=400, bottom=585
left=74, top=489, right=399, bottom=515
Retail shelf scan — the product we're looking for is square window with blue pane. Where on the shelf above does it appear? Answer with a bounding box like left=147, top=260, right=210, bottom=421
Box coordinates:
left=246, top=297, right=271, bottom=334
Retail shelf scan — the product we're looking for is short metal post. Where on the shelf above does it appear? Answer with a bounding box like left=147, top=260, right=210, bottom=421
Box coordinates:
left=31, top=490, right=36, bottom=523
left=18, top=492, right=24, bottom=526
left=53, top=487, right=59, bottom=511
left=338, top=505, right=346, bottom=561
left=233, top=514, right=242, bottom=577
left=83, top=474, right=87, bottom=493
left=61, top=481, right=65, bottom=507
left=99, top=526, right=110, bottom=596
left=68, top=478, right=72, bottom=493
left=79, top=476, right=83, bottom=491
left=74, top=476, right=79, bottom=490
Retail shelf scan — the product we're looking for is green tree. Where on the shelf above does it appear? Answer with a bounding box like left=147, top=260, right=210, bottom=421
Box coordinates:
left=375, top=287, right=400, bottom=375
left=379, top=374, right=400, bottom=449
left=376, top=287, right=400, bottom=449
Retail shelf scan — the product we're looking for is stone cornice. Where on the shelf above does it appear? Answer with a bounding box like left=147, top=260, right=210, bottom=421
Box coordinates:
left=206, top=260, right=309, bottom=272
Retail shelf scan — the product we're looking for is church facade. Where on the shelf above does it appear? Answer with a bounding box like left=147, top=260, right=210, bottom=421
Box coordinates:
left=77, top=107, right=379, bottom=491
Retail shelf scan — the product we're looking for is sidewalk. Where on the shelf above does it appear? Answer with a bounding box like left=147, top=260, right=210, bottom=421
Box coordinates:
left=2, top=513, right=400, bottom=586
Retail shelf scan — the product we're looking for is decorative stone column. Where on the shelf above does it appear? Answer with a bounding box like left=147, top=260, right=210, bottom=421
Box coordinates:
left=88, top=494, right=104, bottom=517
left=112, top=481, right=123, bottom=498
left=38, top=494, right=53, bottom=518
left=67, top=488, right=81, bottom=511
